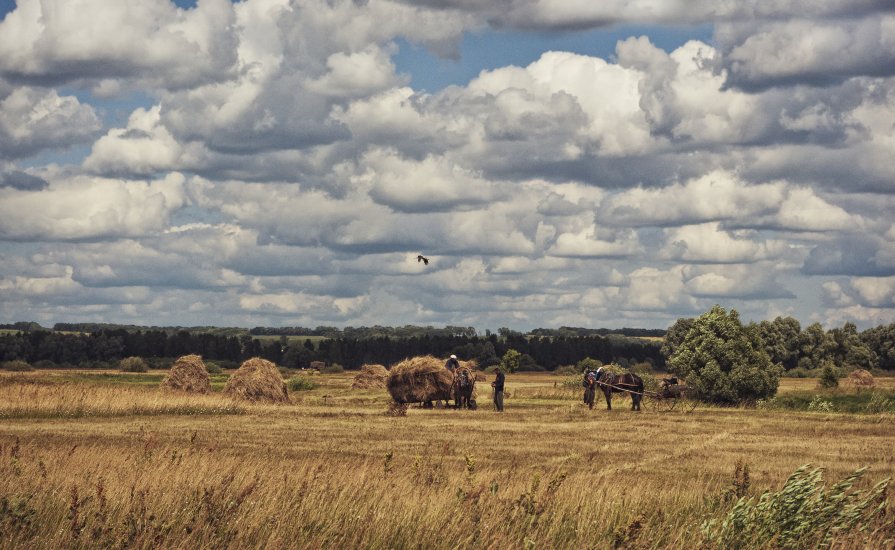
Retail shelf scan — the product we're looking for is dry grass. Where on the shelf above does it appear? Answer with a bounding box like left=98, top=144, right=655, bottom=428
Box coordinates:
left=224, top=357, right=289, bottom=404
left=0, top=372, right=893, bottom=549
left=351, top=364, right=389, bottom=389
left=160, top=354, right=211, bottom=394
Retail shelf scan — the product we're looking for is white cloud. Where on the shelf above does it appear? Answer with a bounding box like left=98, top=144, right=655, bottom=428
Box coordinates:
left=602, top=170, right=784, bottom=226
left=0, top=172, right=187, bottom=240
left=84, top=106, right=207, bottom=175
left=661, top=223, right=788, bottom=263
left=0, top=0, right=239, bottom=89
left=0, top=86, right=101, bottom=158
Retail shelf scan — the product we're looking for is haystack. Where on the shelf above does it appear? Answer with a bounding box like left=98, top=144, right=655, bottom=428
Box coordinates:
left=160, top=354, right=210, bottom=394
left=846, top=369, right=876, bottom=389
left=352, top=364, right=389, bottom=389
left=224, top=357, right=289, bottom=404
left=386, top=355, right=455, bottom=404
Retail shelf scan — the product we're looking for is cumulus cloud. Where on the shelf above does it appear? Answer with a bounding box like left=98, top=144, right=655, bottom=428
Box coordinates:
left=84, top=106, right=208, bottom=175
left=0, top=0, right=239, bottom=89
left=661, top=223, right=789, bottom=264
left=715, top=16, right=895, bottom=90
left=0, top=86, right=101, bottom=158
left=0, top=172, right=188, bottom=241
left=2, top=0, right=895, bottom=329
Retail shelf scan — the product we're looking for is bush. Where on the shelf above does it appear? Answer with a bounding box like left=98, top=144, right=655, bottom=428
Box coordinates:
left=205, top=362, right=223, bottom=374
left=287, top=376, right=317, bottom=391
left=119, top=356, right=148, bottom=373
left=1, top=360, right=33, bottom=372
left=702, top=464, right=889, bottom=549
left=668, top=305, right=781, bottom=404
left=818, top=363, right=839, bottom=389
left=575, top=357, right=603, bottom=373
left=320, top=363, right=344, bottom=374
left=553, top=366, right=577, bottom=376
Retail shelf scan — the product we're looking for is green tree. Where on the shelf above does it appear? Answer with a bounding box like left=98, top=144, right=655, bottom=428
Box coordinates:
left=660, top=317, right=694, bottom=360
left=798, top=322, right=832, bottom=370
left=500, top=349, right=521, bottom=373
left=818, top=362, right=839, bottom=389
left=756, top=316, right=801, bottom=370
left=667, top=305, right=782, bottom=404
left=576, top=357, right=603, bottom=373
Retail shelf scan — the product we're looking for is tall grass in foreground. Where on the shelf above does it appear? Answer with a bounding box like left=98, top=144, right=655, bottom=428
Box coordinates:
left=0, top=373, right=893, bottom=548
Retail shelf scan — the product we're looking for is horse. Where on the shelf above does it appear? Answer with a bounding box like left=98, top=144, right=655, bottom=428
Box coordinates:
left=453, top=367, right=476, bottom=409
left=597, top=371, right=644, bottom=411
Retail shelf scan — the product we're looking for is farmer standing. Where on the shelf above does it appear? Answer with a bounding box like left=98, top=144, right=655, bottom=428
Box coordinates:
left=445, top=354, right=460, bottom=372
left=491, top=367, right=505, bottom=412
left=583, top=370, right=597, bottom=409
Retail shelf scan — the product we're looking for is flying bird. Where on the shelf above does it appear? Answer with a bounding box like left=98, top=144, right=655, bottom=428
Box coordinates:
left=417, top=254, right=429, bottom=265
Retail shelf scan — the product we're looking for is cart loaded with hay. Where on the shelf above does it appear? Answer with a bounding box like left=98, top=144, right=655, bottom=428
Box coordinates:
left=385, top=355, right=479, bottom=412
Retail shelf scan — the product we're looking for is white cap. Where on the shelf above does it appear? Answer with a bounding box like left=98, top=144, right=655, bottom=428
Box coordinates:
left=450, top=355, right=457, bottom=359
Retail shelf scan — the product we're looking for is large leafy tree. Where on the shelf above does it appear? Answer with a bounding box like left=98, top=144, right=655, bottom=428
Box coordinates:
left=756, top=316, right=801, bottom=370
left=660, top=317, right=694, bottom=360
left=668, top=305, right=782, bottom=404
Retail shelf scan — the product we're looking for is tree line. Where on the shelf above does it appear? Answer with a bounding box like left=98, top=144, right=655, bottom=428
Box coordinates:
left=0, top=328, right=663, bottom=371
left=662, top=316, right=895, bottom=373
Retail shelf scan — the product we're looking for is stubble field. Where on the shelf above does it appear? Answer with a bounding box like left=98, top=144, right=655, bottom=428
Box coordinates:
left=1, top=371, right=893, bottom=549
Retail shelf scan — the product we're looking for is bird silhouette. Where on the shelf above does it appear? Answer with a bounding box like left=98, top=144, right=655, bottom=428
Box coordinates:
left=417, top=254, right=429, bottom=265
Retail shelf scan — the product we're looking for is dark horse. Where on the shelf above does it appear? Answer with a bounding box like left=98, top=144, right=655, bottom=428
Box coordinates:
left=453, top=368, right=476, bottom=409
left=597, top=371, right=644, bottom=411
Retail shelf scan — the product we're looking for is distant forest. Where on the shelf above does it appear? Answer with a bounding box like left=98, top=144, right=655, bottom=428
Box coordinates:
left=2, top=318, right=893, bottom=372
left=0, top=322, right=664, bottom=371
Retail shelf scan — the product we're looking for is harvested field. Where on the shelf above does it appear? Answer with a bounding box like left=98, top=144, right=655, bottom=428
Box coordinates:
left=0, top=371, right=893, bottom=549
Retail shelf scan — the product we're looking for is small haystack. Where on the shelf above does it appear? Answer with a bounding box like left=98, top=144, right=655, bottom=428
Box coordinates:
left=352, top=364, right=389, bottom=389
left=160, top=354, right=210, bottom=394
left=386, top=355, right=454, bottom=404
left=846, top=369, right=876, bottom=390
left=224, top=357, right=289, bottom=404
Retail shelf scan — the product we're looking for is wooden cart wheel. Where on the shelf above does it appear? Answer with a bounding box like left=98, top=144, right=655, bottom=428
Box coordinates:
left=656, top=396, right=676, bottom=412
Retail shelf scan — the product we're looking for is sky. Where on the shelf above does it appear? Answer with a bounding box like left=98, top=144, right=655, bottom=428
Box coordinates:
left=1, top=0, right=894, bottom=332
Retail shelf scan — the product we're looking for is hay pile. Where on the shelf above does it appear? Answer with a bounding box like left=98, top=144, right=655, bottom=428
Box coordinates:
left=846, top=369, right=876, bottom=389
left=160, top=354, right=210, bottom=393
left=386, top=355, right=455, bottom=404
left=223, top=357, right=289, bottom=404
left=352, top=364, right=389, bottom=389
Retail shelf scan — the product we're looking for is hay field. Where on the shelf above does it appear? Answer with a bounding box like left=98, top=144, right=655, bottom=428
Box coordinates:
left=1, top=371, right=893, bottom=549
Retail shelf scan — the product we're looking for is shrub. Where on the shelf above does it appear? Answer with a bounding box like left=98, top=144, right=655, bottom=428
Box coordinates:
left=119, top=356, right=148, bottom=373
left=575, top=357, right=603, bottom=373
left=668, top=305, right=781, bottom=404
left=807, top=395, right=834, bottom=412
left=2, top=360, right=33, bottom=372
left=500, top=349, right=521, bottom=373
left=205, top=362, right=223, bottom=374
left=818, top=363, right=839, bottom=389
left=321, top=364, right=344, bottom=374
left=864, top=392, right=895, bottom=414
left=287, top=376, right=317, bottom=391
left=553, top=366, right=577, bottom=376
left=702, top=464, right=889, bottom=549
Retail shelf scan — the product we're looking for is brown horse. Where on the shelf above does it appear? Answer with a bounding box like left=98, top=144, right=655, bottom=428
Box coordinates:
left=452, top=367, right=476, bottom=409
left=597, top=371, right=644, bottom=411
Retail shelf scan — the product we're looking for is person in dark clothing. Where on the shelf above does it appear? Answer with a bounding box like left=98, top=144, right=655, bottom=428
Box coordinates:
left=583, top=370, right=597, bottom=409
left=491, top=367, right=505, bottom=412
left=445, top=354, right=460, bottom=372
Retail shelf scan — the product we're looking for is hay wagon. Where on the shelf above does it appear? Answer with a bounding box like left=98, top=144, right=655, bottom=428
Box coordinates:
left=648, top=380, right=697, bottom=412
left=596, top=376, right=698, bottom=412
